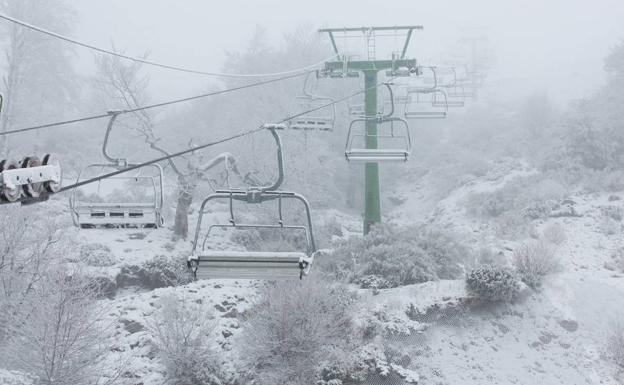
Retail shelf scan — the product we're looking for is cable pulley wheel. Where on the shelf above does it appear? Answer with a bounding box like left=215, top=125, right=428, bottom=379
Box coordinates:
left=42, top=154, right=61, bottom=193
left=21, top=156, right=43, bottom=198
left=0, top=159, right=22, bottom=202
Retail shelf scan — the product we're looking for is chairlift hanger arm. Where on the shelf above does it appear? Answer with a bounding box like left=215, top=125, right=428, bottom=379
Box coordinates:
left=260, top=124, right=285, bottom=192
left=102, top=111, right=127, bottom=167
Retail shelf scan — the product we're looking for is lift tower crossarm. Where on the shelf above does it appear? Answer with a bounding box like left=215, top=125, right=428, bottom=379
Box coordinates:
left=319, top=26, right=423, bottom=58
left=319, top=25, right=421, bottom=234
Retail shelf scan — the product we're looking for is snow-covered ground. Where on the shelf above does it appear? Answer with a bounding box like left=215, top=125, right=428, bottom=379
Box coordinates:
left=30, top=159, right=624, bottom=385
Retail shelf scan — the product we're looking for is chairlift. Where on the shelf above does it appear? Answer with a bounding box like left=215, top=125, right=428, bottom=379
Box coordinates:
left=288, top=72, right=336, bottom=131
left=0, top=94, right=62, bottom=205
left=0, top=154, right=62, bottom=204
left=349, top=82, right=387, bottom=118
left=345, top=84, right=411, bottom=162
left=69, top=112, right=165, bottom=229
left=404, top=88, right=449, bottom=119
left=187, top=124, right=317, bottom=280
left=435, top=66, right=467, bottom=106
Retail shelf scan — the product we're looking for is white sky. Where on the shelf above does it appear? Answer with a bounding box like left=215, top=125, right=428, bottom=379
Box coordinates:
left=73, top=0, right=624, bottom=103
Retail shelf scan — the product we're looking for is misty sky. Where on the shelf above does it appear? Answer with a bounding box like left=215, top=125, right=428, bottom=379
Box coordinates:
left=73, top=0, right=624, bottom=104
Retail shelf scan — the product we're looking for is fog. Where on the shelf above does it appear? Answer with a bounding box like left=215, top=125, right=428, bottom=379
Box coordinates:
left=74, top=0, right=624, bottom=104
left=3, top=1, right=624, bottom=384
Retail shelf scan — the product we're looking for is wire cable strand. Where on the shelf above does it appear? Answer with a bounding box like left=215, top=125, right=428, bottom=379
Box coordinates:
left=5, top=76, right=394, bottom=207
left=0, top=70, right=310, bottom=136
left=0, top=12, right=332, bottom=78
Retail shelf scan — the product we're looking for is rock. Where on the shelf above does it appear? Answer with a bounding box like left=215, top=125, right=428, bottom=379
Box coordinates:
left=90, top=275, right=117, bottom=299
left=222, top=329, right=233, bottom=338
left=115, top=256, right=189, bottom=290
left=116, top=265, right=144, bottom=288
left=550, top=204, right=581, bottom=218
left=120, top=319, right=145, bottom=334
left=214, top=304, right=228, bottom=312
left=221, top=300, right=236, bottom=308
left=558, top=319, right=578, bottom=332
left=223, top=308, right=239, bottom=318
left=609, top=195, right=621, bottom=202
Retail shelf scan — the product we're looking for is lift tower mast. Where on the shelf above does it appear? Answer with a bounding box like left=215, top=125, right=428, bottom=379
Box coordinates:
left=319, top=26, right=421, bottom=234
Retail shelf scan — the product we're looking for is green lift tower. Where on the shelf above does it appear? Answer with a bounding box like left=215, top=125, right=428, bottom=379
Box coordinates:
left=319, top=26, right=422, bottom=234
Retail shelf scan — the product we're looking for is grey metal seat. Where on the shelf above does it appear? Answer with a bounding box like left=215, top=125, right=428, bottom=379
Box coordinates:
left=188, top=251, right=313, bottom=280
left=345, top=148, right=409, bottom=162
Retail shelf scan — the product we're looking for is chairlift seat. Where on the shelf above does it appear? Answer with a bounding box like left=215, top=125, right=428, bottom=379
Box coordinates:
left=345, top=149, right=410, bottom=162
left=289, top=116, right=334, bottom=131
left=73, top=202, right=162, bottom=228
left=188, top=251, right=313, bottom=280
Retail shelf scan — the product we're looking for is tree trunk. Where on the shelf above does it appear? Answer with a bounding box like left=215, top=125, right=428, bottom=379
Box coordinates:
left=173, top=178, right=195, bottom=239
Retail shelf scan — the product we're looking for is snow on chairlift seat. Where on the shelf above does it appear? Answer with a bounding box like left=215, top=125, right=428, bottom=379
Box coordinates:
left=187, top=251, right=313, bottom=280
left=345, top=148, right=410, bottom=162
left=73, top=201, right=163, bottom=228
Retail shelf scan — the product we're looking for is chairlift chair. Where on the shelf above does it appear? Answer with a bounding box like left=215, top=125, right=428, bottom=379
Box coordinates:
left=69, top=112, right=165, bottom=229
left=288, top=72, right=336, bottom=131
left=404, top=88, right=449, bottom=119
left=187, top=124, right=318, bottom=280
left=345, top=84, right=411, bottom=162
left=435, top=66, right=467, bottom=107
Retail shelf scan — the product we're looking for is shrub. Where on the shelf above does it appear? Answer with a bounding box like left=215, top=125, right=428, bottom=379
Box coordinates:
left=323, top=225, right=466, bottom=288
left=79, top=243, right=117, bottom=267
left=513, top=241, right=559, bottom=289
left=599, top=216, right=620, bottom=236
left=148, top=293, right=226, bottom=385
left=607, top=317, right=624, bottom=368
left=466, top=265, right=521, bottom=302
left=605, top=247, right=624, bottom=272
left=542, top=223, right=567, bottom=245
left=230, top=227, right=307, bottom=252
left=601, top=205, right=624, bottom=221
left=238, top=278, right=357, bottom=385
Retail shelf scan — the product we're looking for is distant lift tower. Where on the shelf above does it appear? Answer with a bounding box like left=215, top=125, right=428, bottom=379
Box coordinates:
left=319, top=26, right=422, bottom=234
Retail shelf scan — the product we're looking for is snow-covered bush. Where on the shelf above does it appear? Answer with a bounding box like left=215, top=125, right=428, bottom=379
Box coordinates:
left=602, top=205, right=624, bottom=221
left=542, top=223, right=567, bottom=245
left=513, top=241, right=559, bottom=289
left=141, top=255, right=189, bottom=288
left=605, top=247, right=624, bottom=272
left=231, top=227, right=307, bottom=252
left=466, top=176, right=568, bottom=238
left=79, top=243, right=117, bottom=267
left=607, top=317, right=624, bottom=368
left=599, top=216, right=620, bottom=236
left=239, top=278, right=357, bottom=385
left=148, top=293, right=226, bottom=385
left=1, top=268, right=110, bottom=385
left=323, top=225, right=466, bottom=288
left=465, top=265, right=521, bottom=302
